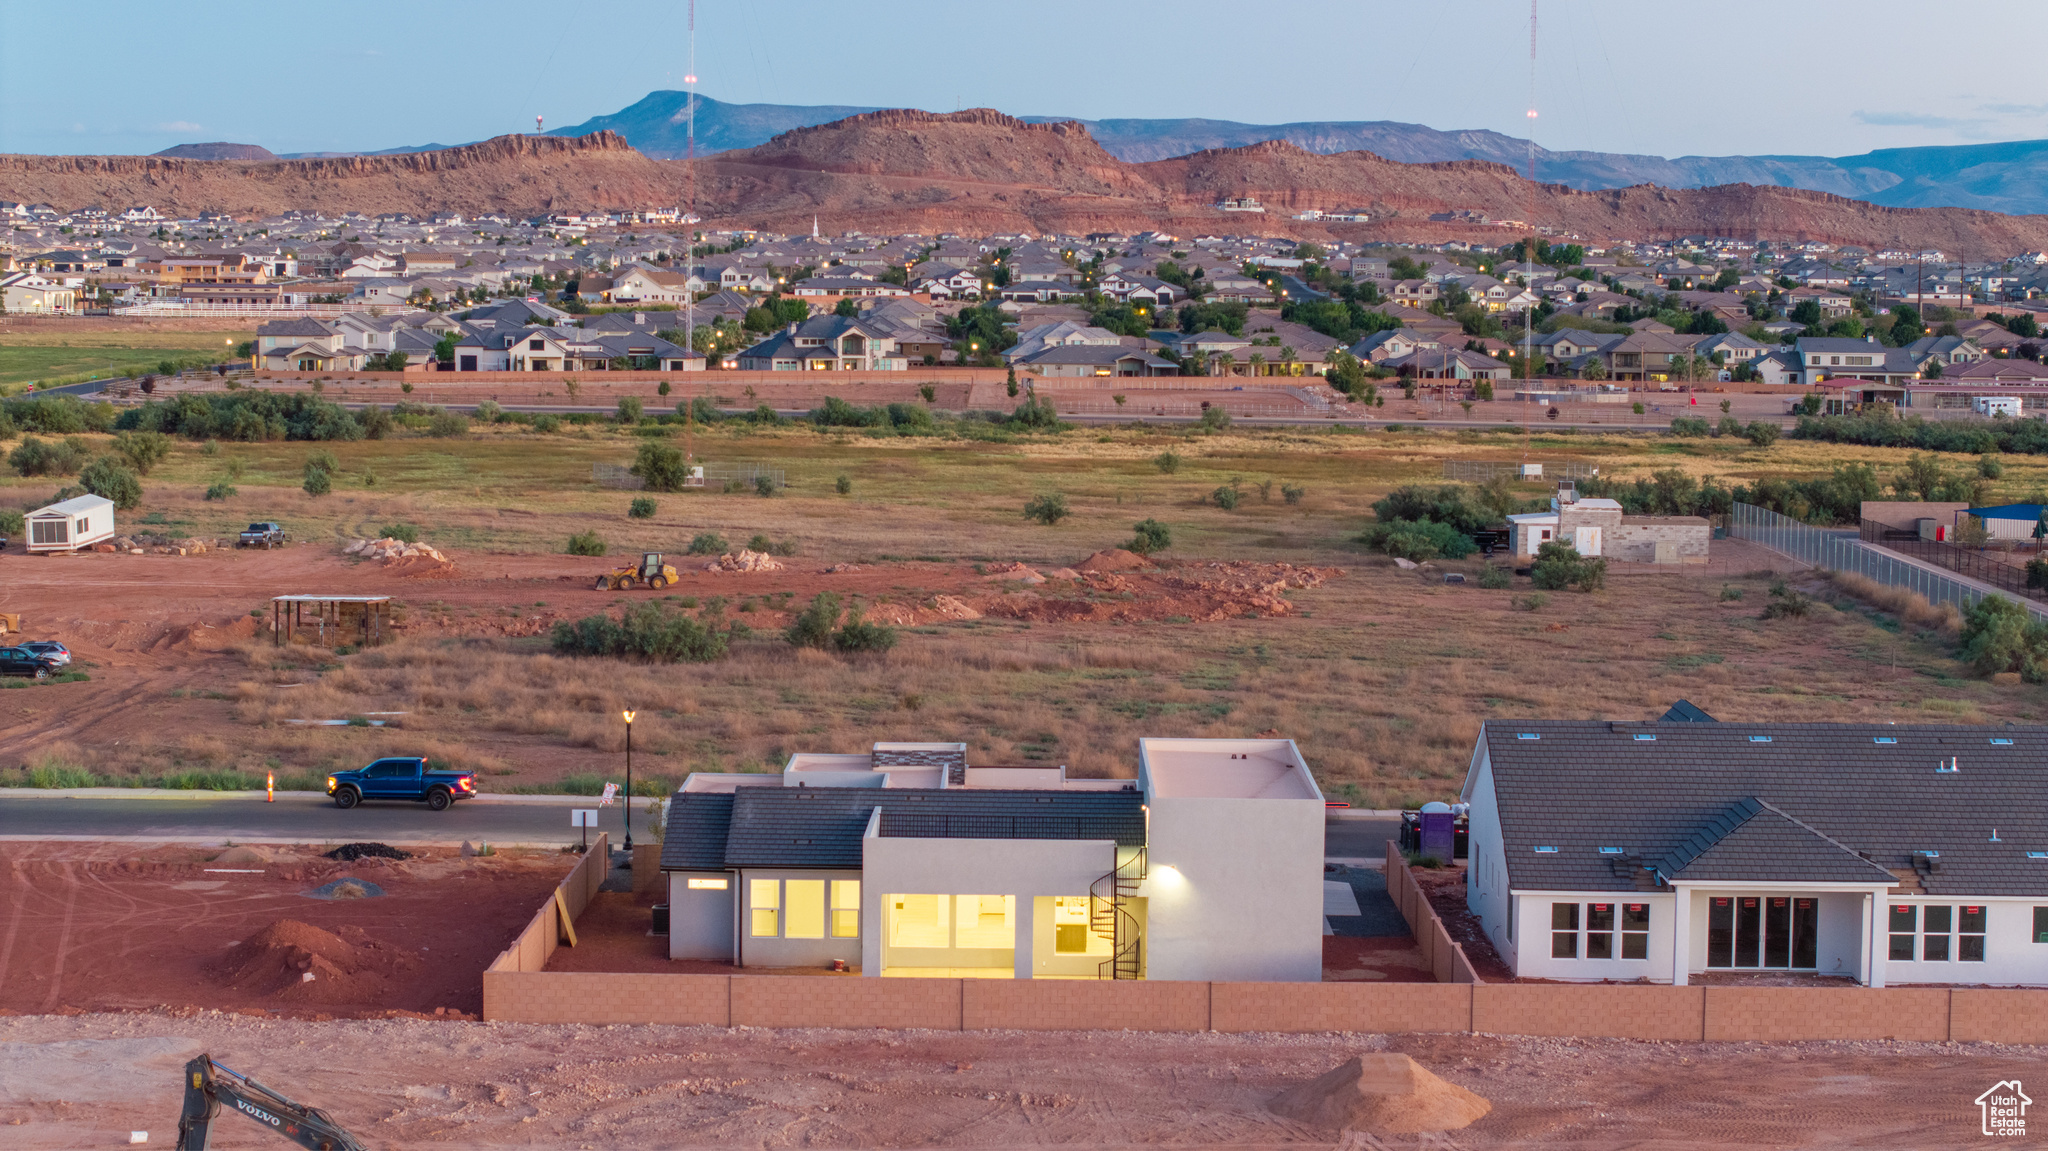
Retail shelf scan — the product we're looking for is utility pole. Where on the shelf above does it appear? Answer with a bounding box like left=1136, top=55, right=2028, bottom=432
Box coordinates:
left=1524, top=0, right=1538, bottom=388
left=684, top=0, right=698, bottom=381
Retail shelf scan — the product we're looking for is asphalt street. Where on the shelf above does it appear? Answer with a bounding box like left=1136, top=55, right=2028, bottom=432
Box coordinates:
left=0, top=791, right=636, bottom=848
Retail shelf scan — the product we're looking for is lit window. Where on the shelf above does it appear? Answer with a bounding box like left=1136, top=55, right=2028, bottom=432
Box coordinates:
left=830, top=880, right=861, bottom=938
left=1052, top=896, right=1109, bottom=955
left=955, top=895, right=1016, bottom=949
left=785, top=879, right=826, bottom=939
left=686, top=876, right=728, bottom=890
left=749, top=878, right=780, bottom=937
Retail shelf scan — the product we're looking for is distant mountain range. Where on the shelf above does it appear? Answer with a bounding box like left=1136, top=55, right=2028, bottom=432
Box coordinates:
left=542, top=92, right=2048, bottom=216
left=131, top=91, right=2048, bottom=216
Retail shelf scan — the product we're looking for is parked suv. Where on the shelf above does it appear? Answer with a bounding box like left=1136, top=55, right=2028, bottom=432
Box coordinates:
left=19, top=641, right=70, bottom=667
left=0, top=647, right=63, bottom=680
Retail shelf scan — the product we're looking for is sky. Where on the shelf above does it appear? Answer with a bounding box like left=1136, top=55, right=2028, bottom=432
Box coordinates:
left=5, top=0, right=2046, bottom=159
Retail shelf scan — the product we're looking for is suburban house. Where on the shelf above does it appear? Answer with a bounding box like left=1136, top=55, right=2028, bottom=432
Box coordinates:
left=1506, top=486, right=1709, bottom=563
left=502, top=328, right=700, bottom=372
left=659, top=738, right=1324, bottom=981
left=1015, top=345, right=1179, bottom=377
left=0, top=272, right=77, bottom=314
left=1380, top=348, right=1511, bottom=381
left=1349, top=328, right=1445, bottom=363
left=610, top=266, right=707, bottom=304
left=1792, top=336, right=1917, bottom=389
left=1462, top=714, right=2048, bottom=987
left=735, top=315, right=905, bottom=371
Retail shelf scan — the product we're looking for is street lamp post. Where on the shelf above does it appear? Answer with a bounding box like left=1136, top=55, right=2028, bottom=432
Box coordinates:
left=621, top=708, right=636, bottom=852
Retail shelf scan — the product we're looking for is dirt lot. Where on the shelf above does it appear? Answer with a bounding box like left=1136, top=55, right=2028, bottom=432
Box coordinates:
left=0, top=1010, right=2027, bottom=1148
left=0, top=842, right=569, bottom=1018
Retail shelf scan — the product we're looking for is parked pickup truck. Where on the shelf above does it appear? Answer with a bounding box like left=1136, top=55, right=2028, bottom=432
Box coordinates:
left=237, top=522, right=286, bottom=549
left=326, top=757, right=477, bottom=810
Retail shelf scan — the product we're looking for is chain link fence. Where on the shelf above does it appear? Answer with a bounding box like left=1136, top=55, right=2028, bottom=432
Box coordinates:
left=1729, top=502, right=2048, bottom=620
left=1441, top=461, right=1603, bottom=483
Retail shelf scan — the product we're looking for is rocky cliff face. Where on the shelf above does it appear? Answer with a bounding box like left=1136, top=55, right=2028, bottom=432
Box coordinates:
left=7, top=115, right=2047, bottom=253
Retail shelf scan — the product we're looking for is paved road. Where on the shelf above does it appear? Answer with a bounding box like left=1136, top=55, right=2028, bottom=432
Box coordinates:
left=0, top=791, right=638, bottom=848
left=1325, top=811, right=1400, bottom=860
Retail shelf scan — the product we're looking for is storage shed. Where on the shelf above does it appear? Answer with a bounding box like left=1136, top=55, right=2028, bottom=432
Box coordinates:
left=26, top=494, right=115, bottom=554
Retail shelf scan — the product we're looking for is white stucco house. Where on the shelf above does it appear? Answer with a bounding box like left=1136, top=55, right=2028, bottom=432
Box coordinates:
left=660, top=738, right=1324, bottom=981
left=1461, top=711, right=2048, bottom=987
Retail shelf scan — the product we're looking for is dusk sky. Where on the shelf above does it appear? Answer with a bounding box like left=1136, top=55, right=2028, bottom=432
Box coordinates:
left=5, top=0, right=2043, bottom=159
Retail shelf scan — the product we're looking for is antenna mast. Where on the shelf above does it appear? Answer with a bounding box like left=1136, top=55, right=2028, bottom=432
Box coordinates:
left=684, top=0, right=698, bottom=418
left=1524, top=0, right=1537, bottom=387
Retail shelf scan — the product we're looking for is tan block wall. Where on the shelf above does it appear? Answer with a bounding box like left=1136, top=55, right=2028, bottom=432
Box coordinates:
left=1950, top=990, right=2048, bottom=1044
left=731, top=975, right=963, bottom=1030
left=1608, top=522, right=1710, bottom=563
left=1476, top=985, right=1704, bottom=1040
left=486, top=833, right=608, bottom=975
left=1703, top=987, right=1950, bottom=1041
left=484, top=972, right=731, bottom=1026
left=1212, top=982, right=1473, bottom=1033
left=963, top=980, right=1210, bottom=1031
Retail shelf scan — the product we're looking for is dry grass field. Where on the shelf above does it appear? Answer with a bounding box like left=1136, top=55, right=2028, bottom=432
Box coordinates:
left=4, top=415, right=2045, bottom=806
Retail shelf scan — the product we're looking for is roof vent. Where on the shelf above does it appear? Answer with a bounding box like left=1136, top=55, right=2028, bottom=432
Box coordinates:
left=1749, top=735, right=1773, bottom=743
left=1533, top=845, right=1560, bottom=853
left=1633, top=734, right=1657, bottom=742
left=2029, top=852, right=2048, bottom=860
left=1874, top=736, right=1898, bottom=744
left=1598, top=846, right=1626, bottom=855
left=1937, top=756, right=1960, bottom=774
left=1992, top=738, right=2015, bottom=746
left=1517, top=733, right=1541, bottom=740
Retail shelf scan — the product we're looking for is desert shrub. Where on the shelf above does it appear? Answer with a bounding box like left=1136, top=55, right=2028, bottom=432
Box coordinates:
left=112, top=430, right=172, bottom=475
left=1715, top=415, right=1743, bottom=438
left=0, top=509, right=21, bottom=536
left=551, top=602, right=732, bottom=663
left=8, top=435, right=88, bottom=477
left=302, top=462, right=332, bottom=497
left=1478, top=564, right=1510, bottom=589
left=115, top=391, right=367, bottom=441
left=1512, top=592, right=1549, bottom=611
left=1370, top=484, right=1497, bottom=535
left=1154, top=450, right=1183, bottom=474
left=1281, top=483, right=1306, bottom=505
left=754, top=475, right=777, bottom=497
left=685, top=532, right=728, bottom=555
left=1024, top=492, right=1071, bottom=525
left=786, top=591, right=843, bottom=648
left=1760, top=579, right=1813, bottom=619
left=1980, top=454, right=2006, bottom=479
left=1826, top=571, right=1960, bottom=631
left=1128, top=518, right=1172, bottom=556
left=835, top=473, right=852, bottom=495
left=1960, top=594, right=2048, bottom=679
left=1530, top=541, right=1604, bottom=592
left=628, top=497, right=657, bottom=519
left=1210, top=485, right=1240, bottom=511
left=1669, top=416, right=1710, bottom=437
left=380, top=522, right=420, bottom=543
left=474, top=400, right=504, bottom=424
left=746, top=534, right=798, bottom=557
left=616, top=396, right=644, bottom=424
left=426, top=409, right=469, bottom=437
left=1, top=395, right=113, bottom=435
left=566, top=531, right=606, bottom=556
left=307, top=449, right=340, bottom=474
left=630, top=441, right=691, bottom=491
left=1744, top=421, right=1780, bottom=447
left=831, top=607, right=897, bottom=654
left=1198, top=406, right=1231, bottom=432
left=531, top=414, right=561, bottom=433
left=1720, top=584, right=1744, bottom=602
left=356, top=406, right=394, bottom=439
left=203, top=481, right=236, bottom=501
left=1007, top=394, right=1064, bottom=431
left=1356, top=520, right=1475, bottom=562
left=77, top=458, right=141, bottom=509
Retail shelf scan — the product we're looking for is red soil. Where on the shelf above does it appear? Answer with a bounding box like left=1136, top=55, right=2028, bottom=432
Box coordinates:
left=0, top=842, right=568, bottom=1018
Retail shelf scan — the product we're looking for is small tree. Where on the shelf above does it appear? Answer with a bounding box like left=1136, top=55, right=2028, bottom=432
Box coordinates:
left=112, top=431, right=172, bottom=475
left=630, top=441, right=691, bottom=491
left=1154, top=450, right=1183, bottom=474
left=786, top=591, right=842, bottom=648
left=1023, top=492, right=1071, bottom=525
left=657, top=379, right=672, bottom=398
left=836, top=473, right=853, bottom=495
left=79, top=457, right=142, bottom=510
left=1211, top=484, right=1240, bottom=510
left=685, top=532, right=728, bottom=555
left=205, top=480, right=237, bottom=501
left=566, top=531, right=606, bottom=556
left=628, top=497, right=657, bottom=519
left=1006, top=366, right=1019, bottom=398
left=1474, top=379, right=1494, bottom=401
left=563, top=376, right=581, bottom=402
left=302, top=462, right=332, bottom=497
left=1127, top=518, right=1171, bottom=556
left=616, top=395, right=644, bottom=423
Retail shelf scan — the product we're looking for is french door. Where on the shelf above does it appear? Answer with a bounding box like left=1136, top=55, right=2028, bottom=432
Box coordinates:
left=1706, top=895, right=1818, bottom=969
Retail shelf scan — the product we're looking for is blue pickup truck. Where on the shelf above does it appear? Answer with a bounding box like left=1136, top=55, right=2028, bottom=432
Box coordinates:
left=325, top=757, right=477, bottom=810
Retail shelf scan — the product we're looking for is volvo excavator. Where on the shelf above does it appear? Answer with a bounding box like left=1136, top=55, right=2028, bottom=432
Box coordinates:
left=176, top=1054, right=369, bottom=1151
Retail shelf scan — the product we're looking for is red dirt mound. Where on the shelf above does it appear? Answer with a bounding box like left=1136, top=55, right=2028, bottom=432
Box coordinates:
left=216, top=918, right=422, bottom=1003
left=1076, top=549, right=1152, bottom=572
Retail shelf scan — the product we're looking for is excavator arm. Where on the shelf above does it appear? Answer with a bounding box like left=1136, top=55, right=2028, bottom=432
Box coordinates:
left=178, top=1054, right=369, bottom=1151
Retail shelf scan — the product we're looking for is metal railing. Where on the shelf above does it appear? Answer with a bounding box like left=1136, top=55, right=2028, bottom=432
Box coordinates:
left=1858, top=520, right=2048, bottom=607
left=1729, top=502, right=2048, bottom=619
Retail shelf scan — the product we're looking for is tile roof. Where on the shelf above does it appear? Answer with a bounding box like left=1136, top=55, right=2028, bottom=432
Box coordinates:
left=660, top=786, right=1145, bottom=871
left=1481, top=720, right=2048, bottom=895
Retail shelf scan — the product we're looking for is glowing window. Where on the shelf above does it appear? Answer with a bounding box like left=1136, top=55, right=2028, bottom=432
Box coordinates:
left=785, top=879, right=826, bottom=939
left=830, top=880, right=861, bottom=938
left=955, top=895, right=1017, bottom=949
left=1052, top=896, right=1110, bottom=955
left=686, top=877, right=728, bottom=890
left=749, top=878, right=779, bottom=937
left=888, top=893, right=949, bottom=948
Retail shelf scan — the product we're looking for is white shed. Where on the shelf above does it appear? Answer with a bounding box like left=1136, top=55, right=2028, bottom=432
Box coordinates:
left=26, top=494, right=115, bottom=554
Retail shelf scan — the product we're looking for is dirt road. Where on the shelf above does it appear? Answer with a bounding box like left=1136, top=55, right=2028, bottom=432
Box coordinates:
left=0, top=1011, right=2022, bottom=1149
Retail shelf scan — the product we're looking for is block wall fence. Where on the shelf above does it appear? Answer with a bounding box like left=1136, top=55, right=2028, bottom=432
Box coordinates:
left=479, top=837, right=2048, bottom=1041
left=1384, top=839, right=1482, bottom=984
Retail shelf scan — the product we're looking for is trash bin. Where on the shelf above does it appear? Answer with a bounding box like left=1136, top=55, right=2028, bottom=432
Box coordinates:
left=651, top=903, right=669, bottom=935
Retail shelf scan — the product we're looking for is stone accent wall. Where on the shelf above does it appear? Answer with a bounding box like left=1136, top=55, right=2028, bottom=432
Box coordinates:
left=1608, top=518, right=1711, bottom=564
